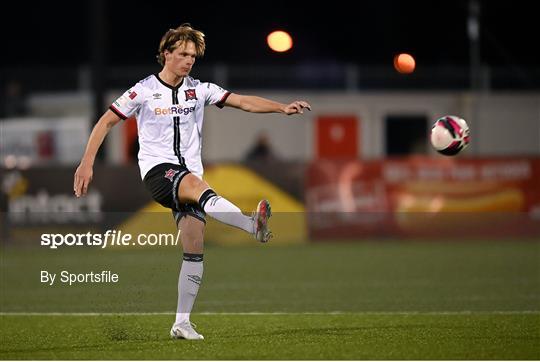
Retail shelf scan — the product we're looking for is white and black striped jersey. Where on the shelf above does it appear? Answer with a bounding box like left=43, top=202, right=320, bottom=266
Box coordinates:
left=110, top=74, right=230, bottom=179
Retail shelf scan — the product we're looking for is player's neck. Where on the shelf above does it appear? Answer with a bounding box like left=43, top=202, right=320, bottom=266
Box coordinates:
left=158, top=69, right=184, bottom=88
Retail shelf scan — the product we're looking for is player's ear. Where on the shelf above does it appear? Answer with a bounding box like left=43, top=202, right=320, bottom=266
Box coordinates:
left=164, top=50, right=172, bottom=63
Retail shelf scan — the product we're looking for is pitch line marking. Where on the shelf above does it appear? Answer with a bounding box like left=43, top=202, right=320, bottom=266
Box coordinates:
left=1, top=311, right=539, bottom=316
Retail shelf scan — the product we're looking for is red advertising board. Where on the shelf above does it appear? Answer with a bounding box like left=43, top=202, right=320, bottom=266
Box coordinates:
left=306, top=157, right=540, bottom=239
left=316, top=115, right=359, bottom=159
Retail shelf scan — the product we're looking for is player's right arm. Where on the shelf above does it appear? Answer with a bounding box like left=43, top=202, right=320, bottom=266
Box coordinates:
left=73, top=110, right=122, bottom=198
left=74, top=82, right=143, bottom=197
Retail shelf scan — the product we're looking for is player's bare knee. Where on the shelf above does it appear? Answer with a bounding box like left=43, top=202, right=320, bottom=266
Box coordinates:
left=178, top=174, right=209, bottom=203
left=180, top=230, right=204, bottom=253
left=181, top=227, right=204, bottom=242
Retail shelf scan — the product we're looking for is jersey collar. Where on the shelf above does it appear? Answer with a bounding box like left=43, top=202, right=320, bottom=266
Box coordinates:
left=154, top=73, right=184, bottom=90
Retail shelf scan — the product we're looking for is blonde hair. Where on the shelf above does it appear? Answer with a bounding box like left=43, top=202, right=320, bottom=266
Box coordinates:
left=156, top=23, right=205, bottom=66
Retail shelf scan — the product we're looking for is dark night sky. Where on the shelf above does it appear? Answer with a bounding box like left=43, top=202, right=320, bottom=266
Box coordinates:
left=3, top=0, right=538, bottom=68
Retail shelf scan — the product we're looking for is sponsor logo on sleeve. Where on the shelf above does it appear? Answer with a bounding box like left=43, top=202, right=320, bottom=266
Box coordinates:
left=114, top=95, right=129, bottom=108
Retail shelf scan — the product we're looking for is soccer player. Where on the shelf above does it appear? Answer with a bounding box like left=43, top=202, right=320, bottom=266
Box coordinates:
left=73, top=23, right=311, bottom=340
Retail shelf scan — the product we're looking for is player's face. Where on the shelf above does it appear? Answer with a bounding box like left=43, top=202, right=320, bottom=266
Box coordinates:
left=166, top=41, right=197, bottom=77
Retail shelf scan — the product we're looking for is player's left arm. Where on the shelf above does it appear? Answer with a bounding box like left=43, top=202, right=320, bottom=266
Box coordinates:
left=224, top=93, right=311, bottom=115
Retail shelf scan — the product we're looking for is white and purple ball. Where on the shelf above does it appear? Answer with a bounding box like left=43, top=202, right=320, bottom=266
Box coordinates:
left=430, top=115, right=470, bottom=156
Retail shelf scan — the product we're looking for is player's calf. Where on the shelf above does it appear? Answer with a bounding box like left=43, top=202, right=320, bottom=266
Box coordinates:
left=197, top=188, right=255, bottom=234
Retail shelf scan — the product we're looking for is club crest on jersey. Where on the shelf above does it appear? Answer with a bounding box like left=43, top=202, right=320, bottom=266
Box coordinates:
left=184, top=89, right=197, bottom=101
left=164, top=168, right=179, bottom=182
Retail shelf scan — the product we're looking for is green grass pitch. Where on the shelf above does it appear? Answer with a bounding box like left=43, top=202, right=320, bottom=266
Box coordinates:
left=1, top=241, right=539, bottom=359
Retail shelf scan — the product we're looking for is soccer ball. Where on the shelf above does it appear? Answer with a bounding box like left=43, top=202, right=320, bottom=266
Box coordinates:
left=430, top=115, right=470, bottom=156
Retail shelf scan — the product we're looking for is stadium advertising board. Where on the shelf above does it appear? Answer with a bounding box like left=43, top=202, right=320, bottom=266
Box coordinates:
left=306, top=157, right=540, bottom=240
left=1, top=165, right=151, bottom=243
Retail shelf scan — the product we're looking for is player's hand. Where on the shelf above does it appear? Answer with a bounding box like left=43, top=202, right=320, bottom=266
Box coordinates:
left=283, top=101, right=311, bottom=115
left=74, top=162, right=93, bottom=198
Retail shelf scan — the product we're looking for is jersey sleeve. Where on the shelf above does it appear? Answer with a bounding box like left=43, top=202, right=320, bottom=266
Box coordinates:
left=202, top=82, right=231, bottom=108
left=109, top=83, right=144, bottom=119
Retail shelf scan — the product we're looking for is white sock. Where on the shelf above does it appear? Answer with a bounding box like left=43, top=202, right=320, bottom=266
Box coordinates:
left=174, top=254, right=203, bottom=326
left=198, top=189, right=255, bottom=234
